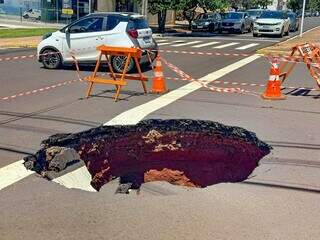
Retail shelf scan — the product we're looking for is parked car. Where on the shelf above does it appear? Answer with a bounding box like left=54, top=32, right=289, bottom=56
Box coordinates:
left=191, top=12, right=222, bottom=32
left=288, top=11, right=300, bottom=32
left=37, top=12, right=158, bottom=72
left=246, top=9, right=264, bottom=21
left=0, top=8, right=6, bottom=16
left=253, top=10, right=290, bottom=37
left=305, top=11, right=312, bottom=17
left=220, top=12, right=253, bottom=34
left=23, top=9, right=41, bottom=20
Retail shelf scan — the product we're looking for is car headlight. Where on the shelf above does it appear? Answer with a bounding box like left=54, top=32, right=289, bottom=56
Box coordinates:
left=42, top=32, right=52, bottom=40
left=204, top=21, right=209, bottom=25
left=276, top=22, right=282, bottom=26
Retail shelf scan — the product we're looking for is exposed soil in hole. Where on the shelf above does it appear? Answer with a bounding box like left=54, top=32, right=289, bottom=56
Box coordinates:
left=24, top=119, right=271, bottom=191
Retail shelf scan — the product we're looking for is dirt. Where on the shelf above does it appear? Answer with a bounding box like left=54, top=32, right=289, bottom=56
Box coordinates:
left=23, top=119, right=271, bottom=191
left=0, top=36, right=41, bottom=48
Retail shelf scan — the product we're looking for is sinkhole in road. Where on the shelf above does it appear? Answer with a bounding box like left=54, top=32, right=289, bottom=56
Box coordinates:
left=23, top=119, right=271, bottom=192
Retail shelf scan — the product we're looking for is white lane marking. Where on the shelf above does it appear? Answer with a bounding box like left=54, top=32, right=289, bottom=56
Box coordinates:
left=53, top=166, right=96, bottom=192
left=158, top=40, right=185, bottom=46
left=155, top=39, right=168, bottom=43
left=171, top=41, right=202, bottom=47
left=192, top=41, right=220, bottom=48
left=0, top=160, right=33, bottom=191
left=157, top=42, right=173, bottom=46
left=0, top=54, right=260, bottom=192
left=106, top=54, right=260, bottom=126
left=236, top=43, right=259, bottom=50
left=213, top=42, right=240, bottom=49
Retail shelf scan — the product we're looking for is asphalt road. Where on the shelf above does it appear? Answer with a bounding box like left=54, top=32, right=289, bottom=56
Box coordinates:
left=0, top=17, right=319, bottom=240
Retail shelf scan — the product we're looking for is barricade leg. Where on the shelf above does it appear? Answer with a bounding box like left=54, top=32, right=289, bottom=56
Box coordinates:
left=134, top=57, right=147, bottom=93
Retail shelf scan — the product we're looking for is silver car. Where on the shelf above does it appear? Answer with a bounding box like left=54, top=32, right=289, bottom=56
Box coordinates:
left=220, top=12, right=253, bottom=34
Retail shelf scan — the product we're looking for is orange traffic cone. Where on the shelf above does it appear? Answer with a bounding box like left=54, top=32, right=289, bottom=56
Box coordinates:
left=151, top=54, right=167, bottom=93
left=261, top=60, right=286, bottom=100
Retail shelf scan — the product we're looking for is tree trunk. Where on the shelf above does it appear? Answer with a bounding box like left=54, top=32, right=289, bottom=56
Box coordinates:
left=158, top=9, right=167, bottom=33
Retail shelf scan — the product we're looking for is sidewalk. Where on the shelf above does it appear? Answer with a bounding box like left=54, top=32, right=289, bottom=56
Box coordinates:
left=257, top=26, right=320, bottom=55
left=0, top=18, right=65, bottom=29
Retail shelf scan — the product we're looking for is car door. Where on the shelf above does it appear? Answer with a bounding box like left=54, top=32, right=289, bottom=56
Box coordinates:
left=244, top=13, right=251, bottom=29
left=62, top=16, right=106, bottom=62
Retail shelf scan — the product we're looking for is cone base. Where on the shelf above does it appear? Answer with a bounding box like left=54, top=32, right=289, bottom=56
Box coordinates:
left=150, top=89, right=169, bottom=94
left=261, top=93, right=286, bottom=100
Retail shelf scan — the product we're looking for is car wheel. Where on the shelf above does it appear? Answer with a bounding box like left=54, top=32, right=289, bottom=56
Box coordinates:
left=253, top=33, right=258, bottom=37
left=41, top=49, right=61, bottom=69
left=285, top=27, right=289, bottom=36
left=248, top=24, right=253, bottom=33
left=240, top=25, right=245, bottom=34
left=218, top=29, right=222, bottom=34
left=278, top=27, right=284, bottom=38
left=208, top=24, right=215, bottom=33
left=111, top=56, right=135, bottom=73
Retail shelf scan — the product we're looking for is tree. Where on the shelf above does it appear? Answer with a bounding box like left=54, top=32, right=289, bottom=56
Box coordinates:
left=309, top=0, right=320, bottom=11
left=135, top=0, right=188, bottom=33
left=250, top=0, right=273, bottom=9
left=287, top=0, right=303, bottom=12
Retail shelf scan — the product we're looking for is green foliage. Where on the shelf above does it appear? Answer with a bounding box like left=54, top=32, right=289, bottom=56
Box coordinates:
left=0, top=28, right=57, bottom=38
left=309, top=0, right=320, bottom=10
left=251, top=0, right=273, bottom=8
left=287, top=0, right=303, bottom=12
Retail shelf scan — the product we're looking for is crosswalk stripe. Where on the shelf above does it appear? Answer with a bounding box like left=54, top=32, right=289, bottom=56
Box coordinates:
left=213, top=42, right=239, bottom=49
left=158, top=42, right=173, bottom=46
left=192, top=42, right=220, bottom=48
left=155, top=39, right=168, bottom=43
left=235, top=43, right=259, bottom=50
left=171, top=41, right=202, bottom=47
left=158, top=40, right=185, bottom=46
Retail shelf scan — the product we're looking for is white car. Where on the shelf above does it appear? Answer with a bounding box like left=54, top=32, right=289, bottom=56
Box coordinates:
left=23, top=9, right=41, bottom=20
left=253, top=10, right=290, bottom=37
left=37, top=12, right=158, bottom=72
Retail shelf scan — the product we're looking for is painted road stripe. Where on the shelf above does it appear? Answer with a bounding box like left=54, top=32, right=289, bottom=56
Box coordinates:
left=213, top=42, right=239, bottom=49
left=0, top=160, right=33, bottom=191
left=192, top=41, right=220, bottom=48
left=171, top=41, right=202, bottom=47
left=158, top=40, right=185, bottom=46
left=155, top=39, right=168, bottom=43
left=0, top=54, right=260, bottom=192
left=235, top=43, right=259, bottom=50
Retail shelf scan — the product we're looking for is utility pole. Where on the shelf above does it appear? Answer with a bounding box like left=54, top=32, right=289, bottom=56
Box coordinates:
left=89, top=0, right=91, bottom=14
left=141, top=0, right=148, bottom=20
left=300, top=0, right=306, bottom=37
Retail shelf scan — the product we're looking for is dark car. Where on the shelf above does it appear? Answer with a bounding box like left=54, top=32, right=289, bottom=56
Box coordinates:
left=220, top=12, right=253, bottom=34
left=288, top=11, right=300, bottom=32
left=191, top=13, right=222, bottom=32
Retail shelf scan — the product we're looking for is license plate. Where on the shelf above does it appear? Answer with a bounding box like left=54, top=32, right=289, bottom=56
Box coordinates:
left=197, top=26, right=203, bottom=29
left=143, top=36, right=151, bottom=43
left=263, top=26, right=271, bottom=29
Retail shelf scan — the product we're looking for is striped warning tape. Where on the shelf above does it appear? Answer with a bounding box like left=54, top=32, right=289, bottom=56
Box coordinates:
left=160, top=56, right=258, bottom=96
left=166, top=77, right=318, bottom=91
left=0, top=79, right=83, bottom=102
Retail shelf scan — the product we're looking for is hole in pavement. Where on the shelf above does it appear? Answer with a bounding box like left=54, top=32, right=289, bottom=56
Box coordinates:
left=23, top=119, right=271, bottom=193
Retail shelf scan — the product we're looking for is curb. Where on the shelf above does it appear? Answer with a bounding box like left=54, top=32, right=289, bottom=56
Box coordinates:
left=0, top=44, right=37, bottom=49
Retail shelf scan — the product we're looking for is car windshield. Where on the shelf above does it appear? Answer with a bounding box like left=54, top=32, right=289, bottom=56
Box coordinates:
left=223, top=12, right=242, bottom=19
left=288, top=13, right=295, bottom=19
left=260, top=11, right=284, bottom=19
left=247, top=10, right=261, bottom=17
left=196, top=14, right=214, bottom=20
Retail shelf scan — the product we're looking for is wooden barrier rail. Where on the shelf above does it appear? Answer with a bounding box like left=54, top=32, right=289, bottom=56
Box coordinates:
left=84, top=45, right=148, bottom=102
